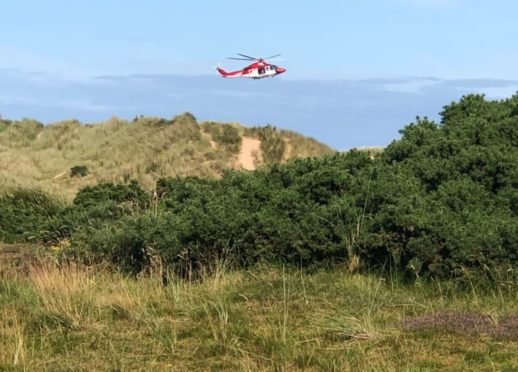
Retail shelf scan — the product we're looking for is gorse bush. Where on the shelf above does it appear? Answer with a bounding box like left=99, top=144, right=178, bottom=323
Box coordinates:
left=0, top=188, right=64, bottom=243
left=73, top=180, right=150, bottom=209
left=3, top=94, right=518, bottom=280
left=69, top=165, right=89, bottom=177
left=370, top=95, right=518, bottom=277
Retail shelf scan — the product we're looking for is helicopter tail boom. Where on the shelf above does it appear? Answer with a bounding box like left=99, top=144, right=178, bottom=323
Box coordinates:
left=217, top=66, right=240, bottom=77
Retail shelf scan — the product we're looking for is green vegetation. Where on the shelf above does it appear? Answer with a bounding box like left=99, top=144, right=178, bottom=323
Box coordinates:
left=201, top=121, right=243, bottom=154
left=0, top=255, right=517, bottom=370
left=1, top=93, right=518, bottom=369
left=247, top=125, right=287, bottom=163
left=0, top=188, right=64, bottom=244
left=1, top=94, right=517, bottom=281
left=69, top=165, right=89, bottom=178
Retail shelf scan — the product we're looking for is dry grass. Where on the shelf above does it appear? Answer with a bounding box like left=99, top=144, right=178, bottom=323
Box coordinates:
left=30, top=263, right=98, bottom=327
left=0, top=116, right=334, bottom=199
left=1, top=249, right=517, bottom=370
left=0, top=310, right=26, bottom=368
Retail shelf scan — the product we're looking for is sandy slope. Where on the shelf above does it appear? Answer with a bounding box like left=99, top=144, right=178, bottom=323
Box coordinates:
left=236, top=137, right=261, bottom=170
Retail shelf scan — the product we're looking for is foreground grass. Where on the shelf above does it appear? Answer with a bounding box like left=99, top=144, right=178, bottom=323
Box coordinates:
left=1, top=258, right=518, bottom=371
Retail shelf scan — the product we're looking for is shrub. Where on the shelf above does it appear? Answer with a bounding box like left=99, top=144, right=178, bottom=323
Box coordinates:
left=32, top=94, right=518, bottom=281
left=0, top=188, right=64, bottom=243
left=70, top=165, right=89, bottom=178
left=73, top=180, right=150, bottom=209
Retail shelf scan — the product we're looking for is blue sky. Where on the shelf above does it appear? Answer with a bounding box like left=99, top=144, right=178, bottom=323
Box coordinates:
left=1, top=1, right=518, bottom=149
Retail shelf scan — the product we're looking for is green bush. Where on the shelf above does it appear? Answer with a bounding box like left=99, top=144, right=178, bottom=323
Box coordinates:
left=73, top=180, right=150, bottom=209
left=0, top=188, right=64, bottom=243
left=70, top=165, right=89, bottom=178
left=13, top=93, right=518, bottom=281
left=39, top=180, right=150, bottom=245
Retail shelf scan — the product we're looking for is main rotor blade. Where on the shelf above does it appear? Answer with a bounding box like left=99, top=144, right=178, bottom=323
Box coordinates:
left=227, top=57, right=255, bottom=61
left=264, top=54, right=281, bottom=60
left=237, top=53, right=258, bottom=60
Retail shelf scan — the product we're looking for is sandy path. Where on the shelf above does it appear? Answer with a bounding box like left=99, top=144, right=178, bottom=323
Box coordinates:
left=237, top=137, right=261, bottom=170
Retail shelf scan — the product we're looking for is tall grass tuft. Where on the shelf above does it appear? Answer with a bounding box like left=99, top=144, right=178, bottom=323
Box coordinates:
left=30, top=262, right=98, bottom=327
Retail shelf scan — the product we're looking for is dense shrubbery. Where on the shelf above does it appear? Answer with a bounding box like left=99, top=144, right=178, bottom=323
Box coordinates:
left=2, top=94, right=518, bottom=279
left=0, top=188, right=64, bottom=243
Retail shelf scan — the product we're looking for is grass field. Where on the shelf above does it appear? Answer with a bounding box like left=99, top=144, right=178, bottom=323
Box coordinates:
left=1, top=245, right=517, bottom=371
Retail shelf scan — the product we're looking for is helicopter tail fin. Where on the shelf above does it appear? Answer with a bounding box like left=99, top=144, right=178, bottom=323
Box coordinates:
left=217, top=66, right=231, bottom=77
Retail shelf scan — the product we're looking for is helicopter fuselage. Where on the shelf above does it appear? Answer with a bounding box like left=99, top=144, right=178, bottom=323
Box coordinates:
left=217, top=57, right=286, bottom=79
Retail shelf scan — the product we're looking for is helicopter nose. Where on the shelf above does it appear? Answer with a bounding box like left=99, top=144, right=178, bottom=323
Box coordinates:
left=275, top=67, right=286, bottom=74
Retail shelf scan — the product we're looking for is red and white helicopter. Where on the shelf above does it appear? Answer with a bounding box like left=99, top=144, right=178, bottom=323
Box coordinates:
left=217, top=53, right=286, bottom=79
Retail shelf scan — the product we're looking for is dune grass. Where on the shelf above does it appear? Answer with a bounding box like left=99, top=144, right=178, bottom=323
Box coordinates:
left=1, top=250, right=517, bottom=371
left=0, top=116, right=333, bottom=199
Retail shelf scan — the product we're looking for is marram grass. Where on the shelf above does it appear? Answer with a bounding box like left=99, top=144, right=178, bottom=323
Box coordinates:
left=0, top=116, right=333, bottom=198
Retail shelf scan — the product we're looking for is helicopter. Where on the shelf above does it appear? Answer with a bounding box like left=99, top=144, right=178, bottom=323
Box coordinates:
left=217, top=53, right=286, bottom=79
